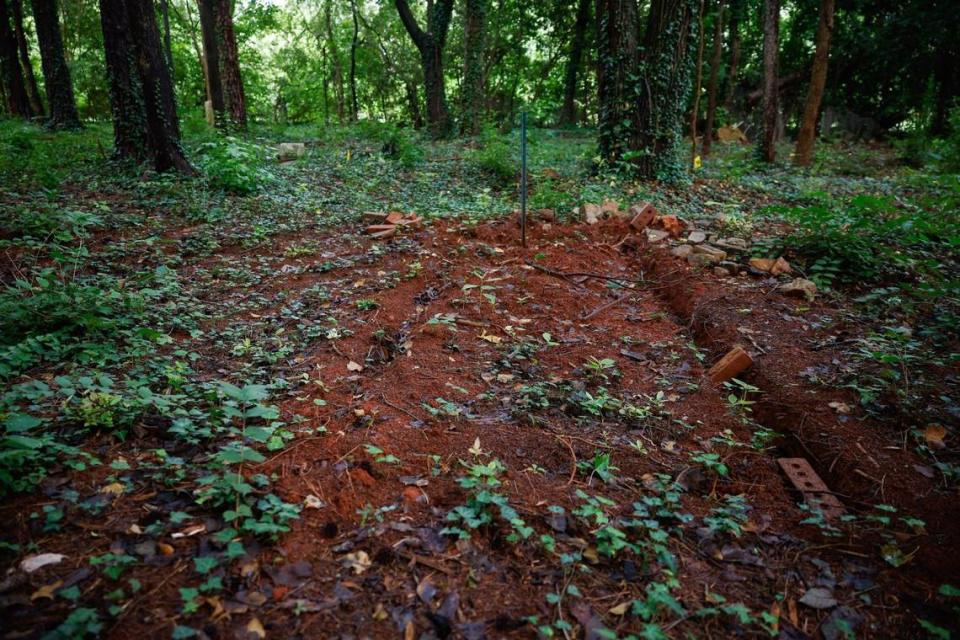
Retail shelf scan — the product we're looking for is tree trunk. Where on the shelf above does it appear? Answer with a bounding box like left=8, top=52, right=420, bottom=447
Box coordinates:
left=99, top=0, right=192, bottom=173
left=690, top=0, right=706, bottom=165
left=160, top=0, right=173, bottom=77
left=349, top=0, right=358, bottom=121
left=702, top=0, right=724, bottom=155
left=324, top=0, right=344, bottom=122
left=198, top=0, right=225, bottom=126
left=11, top=0, right=42, bottom=116
left=722, top=0, right=740, bottom=111
left=214, top=0, right=245, bottom=128
left=395, top=0, right=453, bottom=137
left=405, top=79, right=422, bottom=129
left=793, top=0, right=833, bottom=166
left=760, top=0, right=779, bottom=163
left=30, top=0, right=81, bottom=129
left=596, top=0, right=638, bottom=164
left=628, top=0, right=698, bottom=180
left=461, top=0, right=486, bottom=134
left=0, top=0, right=32, bottom=117
left=559, top=0, right=589, bottom=127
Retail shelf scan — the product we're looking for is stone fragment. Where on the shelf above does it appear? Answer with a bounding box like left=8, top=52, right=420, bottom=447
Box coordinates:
left=645, top=228, right=670, bottom=243
left=781, top=278, right=817, bottom=301
left=687, top=230, right=707, bottom=244
left=671, top=245, right=694, bottom=258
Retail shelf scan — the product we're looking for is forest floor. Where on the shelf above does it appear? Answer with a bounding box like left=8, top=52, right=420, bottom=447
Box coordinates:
left=0, top=120, right=958, bottom=640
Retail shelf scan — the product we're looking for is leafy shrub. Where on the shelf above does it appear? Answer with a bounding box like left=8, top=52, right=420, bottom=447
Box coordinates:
left=194, top=136, right=273, bottom=194
left=469, top=126, right=515, bottom=184
left=376, top=123, right=424, bottom=167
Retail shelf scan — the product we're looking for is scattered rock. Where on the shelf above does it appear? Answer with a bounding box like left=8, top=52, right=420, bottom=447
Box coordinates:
left=688, top=253, right=718, bottom=267
left=645, top=228, right=670, bottom=243
left=687, top=230, right=707, bottom=244
left=781, top=278, right=818, bottom=301
left=582, top=203, right=601, bottom=225
left=671, top=245, right=694, bottom=258
left=692, top=244, right=728, bottom=261
left=713, top=266, right=731, bottom=277
left=601, top=200, right=620, bottom=219
left=719, top=260, right=740, bottom=274
left=715, top=237, right=749, bottom=251
left=749, top=256, right=792, bottom=275
left=277, top=142, right=306, bottom=161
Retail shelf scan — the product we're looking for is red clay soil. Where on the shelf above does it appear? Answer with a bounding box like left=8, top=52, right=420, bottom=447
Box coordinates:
left=2, top=216, right=957, bottom=639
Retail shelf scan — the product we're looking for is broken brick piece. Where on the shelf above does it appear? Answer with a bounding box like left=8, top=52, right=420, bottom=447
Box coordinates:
left=628, top=203, right=657, bottom=232
left=386, top=211, right=404, bottom=224
left=366, top=224, right=395, bottom=233
left=370, top=228, right=397, bottom=240
left=658, top=214, right=684, bottom=237
left=707, top=345, right=753, bottom=384
left=778, top=458, right=845, bottom=520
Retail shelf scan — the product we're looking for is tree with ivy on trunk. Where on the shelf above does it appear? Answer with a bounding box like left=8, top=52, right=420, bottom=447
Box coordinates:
left=394, top=0, right=454, bottom=137
left=793, top=0, right=834, bottom=166
left=460, top=0, right=485, bottom=135
left=198, top=0, right=226, bottom=127
left=701, top=0, right=724, bottom=156
left=30, top=0, right=81, bottom=129
left=598, top=0, right=698, bottom=181
left=98, top=0, right=193, bottom=173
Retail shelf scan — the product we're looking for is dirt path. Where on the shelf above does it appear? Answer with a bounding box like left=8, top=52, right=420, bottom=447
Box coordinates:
left=3, top=216, right=956, bottom=639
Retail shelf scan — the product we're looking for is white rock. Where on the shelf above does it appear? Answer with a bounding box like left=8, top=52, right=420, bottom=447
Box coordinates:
left=671, top=245, right=694, bottom=258
left=645, top=228, right=670, bottom=243
left=20, top=553, right=65, bottom=573
left=687, top=231, right=707, bottom=244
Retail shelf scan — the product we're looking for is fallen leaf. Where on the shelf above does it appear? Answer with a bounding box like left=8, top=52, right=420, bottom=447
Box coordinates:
left=20, top=553, right=65, bottom=573
left=172, top=523, right=206, bottom=538
left=157, top=542, right=174, bottom=556
left=304, top=495, right=325, bottom=509
left=340, top=551, right=371, bottom=575
left=347, top=360, right=364, bottom=372
left=31, top=580, right=63, bottom=601
left=468, top=438, right=483, bottom=456
left=798, top=587, right=837, bottom=610
left=828, top=401, right=851, bottom=414
left=608, top=601, right=630, bottom=616
left=924, top=424, right=947, bottom=449
left=478, top=331, right=502, bottom=344
left=245, top=617, right=266, bottom=639
left=100, top=482, right=124, bottom=496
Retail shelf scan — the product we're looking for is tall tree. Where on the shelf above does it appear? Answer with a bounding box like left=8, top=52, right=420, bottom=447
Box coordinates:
left=394, top=0, right=454, bottom=137
left=598, top=0, right=697, bottom=179
left=690, top=0, right=705, bottom=165
left=0, top=0, right=32, bottom=117
left=214, top=0, right=245, bottom=128
left=722, top=0, right=740, bottom=111
left=461, top=0, right=486, bottom=134
left=323, top=0, right=344, bottom=122
left=558, top=0, right=590, bottom=127
left=30, top=0, right=81, bottom=129
left=11, top=0, right=42, bottom=116
left=596, top=0, right=638, bottom=164
left=702, top=0, right=724, bottom=155
left=793, top=0, right=833, bottom=166
left=198, top=0, right=225, bottom=125
left=99, top=0, right=192, bottom=173
left=759, top=0, right=779, bottom=162
left=349, top=0, right=359, bottom=121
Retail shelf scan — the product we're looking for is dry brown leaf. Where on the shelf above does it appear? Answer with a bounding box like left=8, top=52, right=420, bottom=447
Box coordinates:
left=31, top=580, right=63, bottom=601
left=346, top=360, right=364, bottom=372
left=924, top=424, right=947, bottom=449
left=608, top=601, right=630, bottom=616
left=245, top=617, right=266, bottom=639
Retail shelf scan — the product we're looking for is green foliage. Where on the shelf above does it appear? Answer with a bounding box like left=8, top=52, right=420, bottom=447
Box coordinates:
left=194, top=137, right=273, bottom=194
left=469, top=126, right=515, bottom=184
left=441, top=459, right=533, bottom=542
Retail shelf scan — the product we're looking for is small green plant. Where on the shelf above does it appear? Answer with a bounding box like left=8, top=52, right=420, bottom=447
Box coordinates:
left=583, top=356, right=620, bottom=381
left=704, top=494, right=751, bottom=537
left=441, top=459, right=533, bottom=542
left=194, top=136, right=274, bottom=194
left=355, top=298, right=379, bottom=311
left=363, top=444, right=399, bottom=464
left=577, top=451, right=620, bottom=484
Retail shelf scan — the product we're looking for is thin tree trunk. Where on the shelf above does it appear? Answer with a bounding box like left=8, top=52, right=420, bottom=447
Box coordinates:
left=702, top=0, right=724, bottom=155
left=198, top=0, right=225, bottom=125
left=30, top=0, right=81, bottom=128
left=11, top=0, right=42, bottom=116
left=461, top=0, right=486, bottom=134
left=405, top=79, right=422, bottom=129
left=722, top=0, right=739, bottom=111
left=793, top=0, right=833, bottom=166
left=99, top=0, right=192, bottom=173
left=0, top=0, right=32, bottom=117
left=559, top=0, right=589, bottom=127
left=760, top=0, right=779, bottom=163
left=349, top=0, right=358, bottom=121
left=395, top=0, right=453, bottom=137
left=324, top=0, right=344, bottom=122
left=690, top=0, right=705, bottom=165
left=214, top=0, right=245, bottom=128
